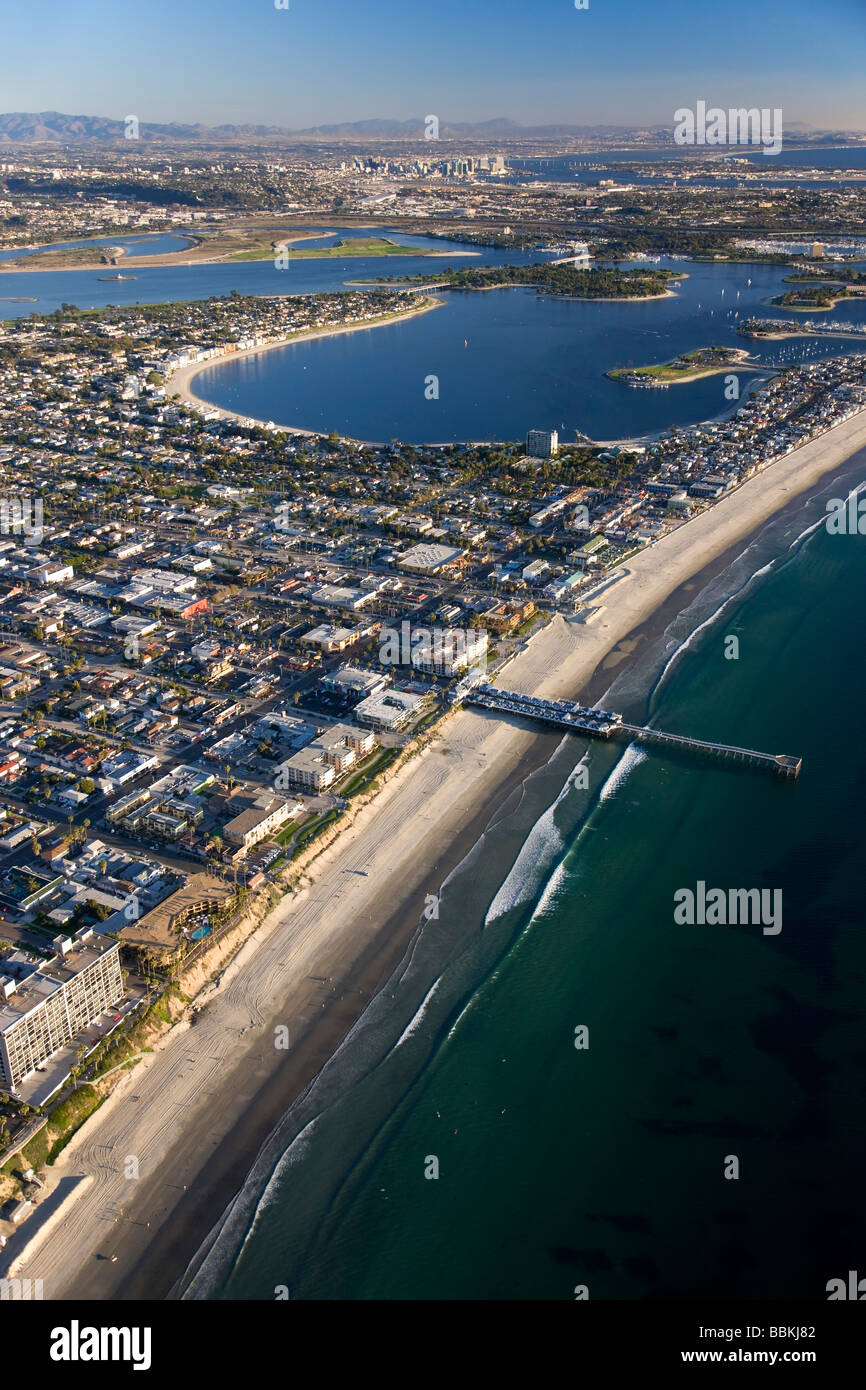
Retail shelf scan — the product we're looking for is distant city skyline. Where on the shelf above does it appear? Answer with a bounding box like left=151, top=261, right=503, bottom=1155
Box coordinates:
left=4, top=0, right=865, bottom=134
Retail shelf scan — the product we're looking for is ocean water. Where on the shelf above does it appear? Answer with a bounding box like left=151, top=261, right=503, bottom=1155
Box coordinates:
left=182, top=444, right=866, bottom=1302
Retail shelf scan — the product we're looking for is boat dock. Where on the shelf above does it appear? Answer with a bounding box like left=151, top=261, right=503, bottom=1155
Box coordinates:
left=465, top=685, right=802, bottom=779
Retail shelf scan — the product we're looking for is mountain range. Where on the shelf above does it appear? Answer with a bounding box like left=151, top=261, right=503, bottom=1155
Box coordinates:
left=0, top=110, right=846, bottom=147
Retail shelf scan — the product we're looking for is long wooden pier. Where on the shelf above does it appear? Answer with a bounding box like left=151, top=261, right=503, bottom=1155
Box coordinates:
left=465, top=685, right=802, bottom=779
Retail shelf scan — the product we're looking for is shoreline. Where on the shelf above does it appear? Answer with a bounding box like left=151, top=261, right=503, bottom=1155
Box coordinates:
left=169, top=287, right=683, bottom=441
left=11, top=404, right=866, bottom=1302
left=168, top=295, right=446, bottom=433
left=769, top=293, right=866, bottom=312
left=742, top=327, right=866, bottom=342
left=0, top=234, right=203, bottom=274
left=347, top=278, right=681, bottom=303
left=0, top=233, right=480, bottom=275
left=607, top=347, right=759, bottom=386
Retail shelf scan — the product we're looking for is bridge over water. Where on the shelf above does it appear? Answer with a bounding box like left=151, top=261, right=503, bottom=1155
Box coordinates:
left=465, top=685, right=802, bottom=780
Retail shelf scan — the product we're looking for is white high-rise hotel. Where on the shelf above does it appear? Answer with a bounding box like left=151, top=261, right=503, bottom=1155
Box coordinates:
left=0, top=929, right=123, bottom=1093
left=526, top=429, right=559, bottom=459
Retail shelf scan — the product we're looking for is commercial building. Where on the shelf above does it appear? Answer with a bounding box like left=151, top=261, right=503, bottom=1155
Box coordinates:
left=0, top=929, right=123, bottom=1093
left=543, top=571, right=584, bottom=602
left=354, top=688, right=427, bottom=732
left=318, top=722, right=376, bottom=758
left=276, top=722, right=375, bottom=790
left=301, top=624, right=363, bottom=653
left=119, top=873, right=236, bottom=959
left=311, top=584, right=379, bottom=612
left=319, top=667, right=387, bottom=700
left=480, top=600, right=536, bottom=634
left=571, top=534, right=609, bottom=568
left=398, top=542, right=466, bottom=575
left=100, top=750, right=160, bottom=788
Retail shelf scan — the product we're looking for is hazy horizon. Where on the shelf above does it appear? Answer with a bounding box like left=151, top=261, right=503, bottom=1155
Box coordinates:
left=4, top=0, right=865, bottom=134
left=2, top=109, right=864, bottom=137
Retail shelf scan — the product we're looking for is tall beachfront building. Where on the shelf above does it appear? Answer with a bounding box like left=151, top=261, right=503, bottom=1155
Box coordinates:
left=526, top=429, right=559, bottom=458
left=0, top=929, right=123, bottom=1093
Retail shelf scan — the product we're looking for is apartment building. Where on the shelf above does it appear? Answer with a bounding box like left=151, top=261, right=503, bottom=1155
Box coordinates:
left=276, top=722, right=375, bottom=790
left=223, top=793, right=302, bottom=852
left=0, top=929, right=123, bottom=1092
left=277, top=744, right=335, bottom=792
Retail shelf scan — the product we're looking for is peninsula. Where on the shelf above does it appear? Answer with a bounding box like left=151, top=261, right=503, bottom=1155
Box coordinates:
left=363, top=262, right=683, bottom=299
left=607, top=345, right=755, bottom=387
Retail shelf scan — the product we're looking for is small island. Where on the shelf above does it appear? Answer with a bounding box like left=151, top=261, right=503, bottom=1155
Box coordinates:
left=770, top=275, right=866, bottom=311
left=607, top=345, right=753, bottom=387
left=360, top=262, right=683, bottom=299
left=785, top=267, right=866, bottom=285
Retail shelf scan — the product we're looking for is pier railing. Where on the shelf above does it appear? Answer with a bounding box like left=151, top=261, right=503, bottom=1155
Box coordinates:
left=465, top=686, right=801, bottom=779
left=616, top=723, right=801, bottom=778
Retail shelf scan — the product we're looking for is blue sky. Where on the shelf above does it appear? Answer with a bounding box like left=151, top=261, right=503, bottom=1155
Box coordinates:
left=4, top=0, right=865, bottom=130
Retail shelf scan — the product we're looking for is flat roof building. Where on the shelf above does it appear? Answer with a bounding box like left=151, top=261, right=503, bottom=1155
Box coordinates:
left=276, top=745, right=335, bottom=792
left=223, top=794, right=302, bottom=852
left=276, top=722, right=375, bottom=790
left=319, top=723, right=376, bottom=758
left=526, top=429, right=559, bottom=459
left=354, top=689, right=427, bottom=732
left=398, top=543, right=466, bottom=575
left=119, top=873, right=235, bottom=958
left=411, top=628, right=488, bottom=677
left=301, top=624, right=362, bottom=653
left=319, top=667, right=387, bottom=699
left=0, top=929, right=123, bottom=1094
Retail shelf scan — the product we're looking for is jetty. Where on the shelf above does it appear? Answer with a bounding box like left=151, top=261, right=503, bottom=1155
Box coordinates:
left=465, top=685, right=802, bottom=779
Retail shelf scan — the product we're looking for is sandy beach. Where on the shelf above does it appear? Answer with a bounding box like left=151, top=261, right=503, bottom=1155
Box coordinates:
left=167, top=296, right=445, bottom=434
left=168, top=286, right=679, bottom=442
left=744, top=328, right=866, bottom=342
left=606, top=346, right=760, bottom=386
left=345, top=280, right=683, bottom=303
left=7, top=404, right=866, bottom=1302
